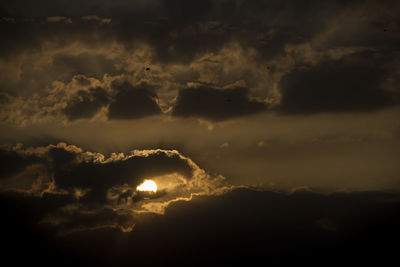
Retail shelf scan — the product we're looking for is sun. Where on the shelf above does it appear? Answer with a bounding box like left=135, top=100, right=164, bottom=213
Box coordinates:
left=137, top=180, right=158, bottom=192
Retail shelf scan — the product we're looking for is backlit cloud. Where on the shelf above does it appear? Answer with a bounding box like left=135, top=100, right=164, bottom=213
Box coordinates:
left=0, top=142, right=231, bottom=233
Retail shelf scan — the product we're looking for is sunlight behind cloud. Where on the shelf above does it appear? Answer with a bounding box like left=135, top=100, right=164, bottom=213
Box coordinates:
left=137, top=180, right=158, bottom=192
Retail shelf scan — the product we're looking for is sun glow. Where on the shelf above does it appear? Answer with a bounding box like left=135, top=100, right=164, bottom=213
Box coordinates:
left=137, top=180, right=158, bottom=192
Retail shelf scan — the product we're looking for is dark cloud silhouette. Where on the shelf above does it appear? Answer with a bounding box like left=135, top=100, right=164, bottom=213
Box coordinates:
left=22, top=144, right=194, bottom=203
left=52, top=149, right=193, bottom=203
left=108, top=82, right=162, bottom=120
left=0, top=191, right=80, bottom=266
left=1, top=0, right=399, bottom=124
left=0, top=143, right=222, bottom=214
left=60, top=82, right=162, bottom=122
left=124, top=188, right=400, bottom=265
left=0, top=1, right=399, bottom=266
left=1, top=187, right=399, bottom=266
left=1, top=0, right=399, bottom=66
left=63, top=87, right=109, bottom=121
left=278, top=52, right=396, bottom=114
left=0, top=148, right=41, bottom=179
left=172, top=86, right=268, bottom=121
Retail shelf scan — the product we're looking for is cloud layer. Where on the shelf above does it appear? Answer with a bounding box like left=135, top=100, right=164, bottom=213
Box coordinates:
left=0, top=1, right=400, bottom=264
left=1, top=183, right=400, bottom=266
left=1, top=0, right=399, bottom=125
left=172, top=86, right=268, bottom=121
left=0, top=143, right=229, bottom=233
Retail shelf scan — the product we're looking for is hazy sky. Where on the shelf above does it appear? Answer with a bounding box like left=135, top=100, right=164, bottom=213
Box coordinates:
left=1, top=0, right=400, bottom=265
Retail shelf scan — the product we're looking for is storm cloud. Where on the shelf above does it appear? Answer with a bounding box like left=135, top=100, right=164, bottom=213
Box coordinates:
left=277, top=51, right=397, bottom=114
left=0, top=142, right=229, bottom=232
left=1, top=185, right=400, bottom=266
left=172, top=86, right=268, bottom=121
left=0, top=146, right=41, bottom=179
left=108, top=82, right=162, bottom=120
left=1, top=0, right=400, bottom=123
left=63, top=86, right=109, bottom=121
left=1, top=1, right=400, bottom=265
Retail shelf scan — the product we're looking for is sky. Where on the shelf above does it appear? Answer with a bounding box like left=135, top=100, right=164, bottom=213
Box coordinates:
left=1, top=0, right=400, bottom=265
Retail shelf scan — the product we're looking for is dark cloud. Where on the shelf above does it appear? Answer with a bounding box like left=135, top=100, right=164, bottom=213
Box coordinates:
left=1, top=187, right=400, bottom=266
left=1, top=0, right=399, bottom=114
left=277, top=51, right=396, bottom=114
left=108, top=82, right=162, bottom=120
left=63, top=87, right=109, bottom=121
left=0, top=0, right=399, bottom=265
left=45, top=205, right=137, bottom=234
left=50, top=53, right=119, bottom=82
left=162, top=0, right=213, bottom=23
left=73, top=74, right=91, bottom=86
left=172, top=86, right=268, bottom=121
left=0, top=0, right=377, bottom=65
left=61, top=81, right=162, bottom=122
left=0, top=142, right=239, bottom=249
left=0, top=148, right=41, bottom=179
left=52, top=149, right=193, bottom=203
left=1, top=0, right=398, bottom=63
left=0, top=143, right=210, bottom=208
left=0, top=92, right=9, bottom=104
left=0, top=142, right=233, bottom=239
left=0, top=191, right=80, bottom=266
left=126, top=188, right=400, bottom=265
left=0, top=17, right=113, bottom=58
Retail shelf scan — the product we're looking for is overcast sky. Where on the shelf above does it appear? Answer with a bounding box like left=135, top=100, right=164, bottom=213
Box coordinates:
left=1, top=0, right=400, bottom=265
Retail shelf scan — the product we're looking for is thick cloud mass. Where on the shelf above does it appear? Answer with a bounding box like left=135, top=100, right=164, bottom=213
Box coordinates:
left=278, top=52, right=395, bottom=114
left=1, top=0, right=400, bottom=123
left=1, top=186, right=400, bottom=266
left=50, top=147, right=193, bottom=203
left=108, top=82, right=162, bottom=120
left=172, top=86, right=268, bottom=121
left=51, top=53, right=119, bottom=82
left=0, top=1, right=400, bottom=265
left=0, top=148, right=40, bottom=179
left=0, top=143, right=229, bottom=231
left=63, top=87, right=109, bottom=120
